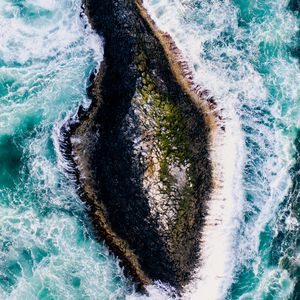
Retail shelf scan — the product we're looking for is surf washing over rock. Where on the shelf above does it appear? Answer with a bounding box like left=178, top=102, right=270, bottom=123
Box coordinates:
left=142, top=0, right=300, bottom=299
left=63, top=0, right=225, bottom=294
left=0, top=0, right=299, bottom=299
left=0, top=0, right=135, bottom=298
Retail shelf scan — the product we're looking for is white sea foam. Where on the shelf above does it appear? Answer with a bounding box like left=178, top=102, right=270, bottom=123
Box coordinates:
left=0, top=1, right=130, bottom=299
left=0, top=208, right=128, bottom=300
left=1, top=0, right=299, bottom=298
left=142, top=0, right=300, bottom=298
left=127, top=282, right=178, bottom=300
left=141, top=1, right=246, bottom=298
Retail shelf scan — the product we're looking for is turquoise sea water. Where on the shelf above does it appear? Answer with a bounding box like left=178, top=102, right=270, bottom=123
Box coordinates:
left=0, top=0, right=299, bottom=299
left=0, top=0, right=134, bottom=299
left=144, top=0, right=300, bottom=299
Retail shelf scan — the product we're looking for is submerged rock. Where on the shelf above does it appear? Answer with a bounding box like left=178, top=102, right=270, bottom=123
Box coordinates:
left=64, top=0, right=214, bottom=293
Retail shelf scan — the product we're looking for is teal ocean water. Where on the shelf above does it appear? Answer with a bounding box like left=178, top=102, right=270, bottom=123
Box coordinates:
left=144, top=0, right=300, bottom=299
left=0, top=0, right=134, bottom=299
left=0, top=0, right=299, bottom=299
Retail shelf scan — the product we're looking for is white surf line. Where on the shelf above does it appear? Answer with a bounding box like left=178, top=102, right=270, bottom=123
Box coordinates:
left=140, top=1, right=245, bottom=299
left=185, top=113, right=244, bottom=300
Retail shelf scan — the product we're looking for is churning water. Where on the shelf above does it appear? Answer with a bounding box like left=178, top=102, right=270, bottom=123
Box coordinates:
left=143, top=0, right=300, bottom=299
left=0, top=0, right=133, bottom=299
left=0, top=0, right=299, bottom=299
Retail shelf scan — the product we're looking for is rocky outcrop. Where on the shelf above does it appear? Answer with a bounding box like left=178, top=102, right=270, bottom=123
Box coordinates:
left=63, top=0, right=216, bottom=293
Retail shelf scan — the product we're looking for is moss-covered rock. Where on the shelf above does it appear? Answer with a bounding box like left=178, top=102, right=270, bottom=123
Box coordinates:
left=64, top=0, right=213, bottom=293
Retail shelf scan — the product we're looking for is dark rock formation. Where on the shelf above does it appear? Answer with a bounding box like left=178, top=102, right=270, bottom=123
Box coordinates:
left=63, top=0, right=214, bottom=293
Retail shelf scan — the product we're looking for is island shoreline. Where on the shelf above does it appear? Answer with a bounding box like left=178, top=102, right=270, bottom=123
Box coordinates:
left=60, top=0, right=222, bottom=294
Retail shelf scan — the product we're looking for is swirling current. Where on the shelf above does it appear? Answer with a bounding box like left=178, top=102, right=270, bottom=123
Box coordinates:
left=0, top=0, right=299, bottom=299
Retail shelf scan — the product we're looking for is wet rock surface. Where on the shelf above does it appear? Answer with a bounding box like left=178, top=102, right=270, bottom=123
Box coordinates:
left=65, top=0, right=212, bottom=292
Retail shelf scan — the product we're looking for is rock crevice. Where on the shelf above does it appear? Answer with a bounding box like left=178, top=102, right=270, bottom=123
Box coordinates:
left=64, top=0, right=215, bottom=292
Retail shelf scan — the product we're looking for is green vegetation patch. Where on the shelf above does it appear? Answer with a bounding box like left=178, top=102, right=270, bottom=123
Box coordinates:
left=134, top=50, right=197, bottom=240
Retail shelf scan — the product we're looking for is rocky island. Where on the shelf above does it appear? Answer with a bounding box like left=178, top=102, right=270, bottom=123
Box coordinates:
left=62, top=0, right=219, bottom=294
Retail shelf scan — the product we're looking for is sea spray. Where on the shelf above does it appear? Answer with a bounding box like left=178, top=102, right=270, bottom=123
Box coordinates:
left=0, top=0, right=133, bottom=298
left=143, top=0, right=300, bottom=298
left=143, top=0, right=246, bottom=298
left=0, top=0, right=299, bottom=299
